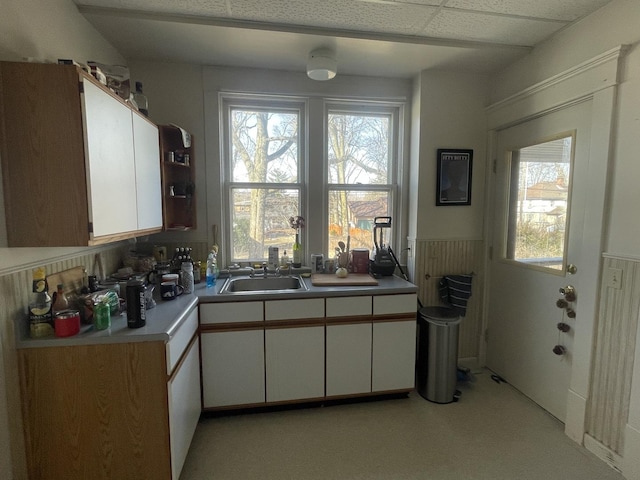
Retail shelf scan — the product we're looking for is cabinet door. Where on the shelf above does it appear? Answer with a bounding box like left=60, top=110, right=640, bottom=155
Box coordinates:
left=326, top=323, right=372, bottom=396
left=265, top=326, right=324, bottom=402
left=82, top=79, right=138, bottom=237
left=168, top=337, right=201, bottom=480
left=133, top=113, right=162, bottom=231
left=372, top=320, right=416, bottom=392
left=201, top=330, right=265, bottom=408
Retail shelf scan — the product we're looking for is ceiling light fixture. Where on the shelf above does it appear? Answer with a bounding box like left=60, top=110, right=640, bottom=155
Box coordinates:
left=307, top=48, right=337, bottom=81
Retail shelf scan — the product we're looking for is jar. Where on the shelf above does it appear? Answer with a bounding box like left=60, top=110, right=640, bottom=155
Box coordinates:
left=54, top=310, right=81, bottom=337
left=180, top=262, right=194, bottom=294
left=193, top=261, right=201, bottom=284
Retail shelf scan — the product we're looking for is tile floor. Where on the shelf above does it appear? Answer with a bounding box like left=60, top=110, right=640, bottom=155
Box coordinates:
left=180, top=370, right=624, bottom=479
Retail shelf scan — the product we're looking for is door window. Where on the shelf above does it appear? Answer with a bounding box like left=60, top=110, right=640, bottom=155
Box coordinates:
left=506, top=133, right=574, bottom=271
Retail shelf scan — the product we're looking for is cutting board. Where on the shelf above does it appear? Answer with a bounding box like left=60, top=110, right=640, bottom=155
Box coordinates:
left=311, top=273, right=378, bottom=286
left=48, top=266, right=86, bottom=295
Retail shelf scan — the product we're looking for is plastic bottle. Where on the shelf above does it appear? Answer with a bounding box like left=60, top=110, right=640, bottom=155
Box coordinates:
left=181, top=262, right=194, bottom=294
left=206, top=252, right=218, bottom=288
left=133, top=81, right=149, bottom=117
left=280, top=250, right=289, bottom=266
left=29, top=267, right=53, bottom=338
left=52, top=284, right=69, bottom=313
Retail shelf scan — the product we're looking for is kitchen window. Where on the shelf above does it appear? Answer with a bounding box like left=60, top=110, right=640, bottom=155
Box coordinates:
left=221, top=94, right=402, bottom=264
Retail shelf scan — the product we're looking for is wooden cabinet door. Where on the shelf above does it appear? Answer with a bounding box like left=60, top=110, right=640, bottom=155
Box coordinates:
left=133, top=113, right=162, bottom=231
left=201, top=330, right=265, bottom=408
left=168, top=337, right=201, bottom=480
left=265, top=326, right=324, bottom=402
left=82, top=79, right=138, bottom=238
left=326, top=323, right=372, bottom=396
left=372, top=320, right=417, bottom=392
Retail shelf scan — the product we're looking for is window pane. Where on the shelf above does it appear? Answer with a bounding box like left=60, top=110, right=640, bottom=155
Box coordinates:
left=231, top=108, right=299, bottom=183
left=327, top=112, right=390, bottom=184
left=507, top=136, right=573, bottom=270
left=231, top=188, right=299, bottom=261
left=328, top=190, right=390, bottom=255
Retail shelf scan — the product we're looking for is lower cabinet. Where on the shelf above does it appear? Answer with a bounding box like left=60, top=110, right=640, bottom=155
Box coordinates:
left=168, top=336, right=201, bottom=480
left=17, top=307, right=199, bottom=480
left=265, top=326, right=325, bottom=402
left=372, top=320, right=417, bottom=392
left=326, top=323, right=372, bottom=396
left=199, top=292, right=417, bottom=410
left=201, top=329, right=265, bottom=408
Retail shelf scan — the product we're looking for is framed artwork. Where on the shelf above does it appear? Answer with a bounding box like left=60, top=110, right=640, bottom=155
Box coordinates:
left=436, top=149, right=473, bottom=206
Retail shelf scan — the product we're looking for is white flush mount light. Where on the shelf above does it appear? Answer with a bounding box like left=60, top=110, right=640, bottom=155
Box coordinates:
left=307, top=48, right=337, bottom=81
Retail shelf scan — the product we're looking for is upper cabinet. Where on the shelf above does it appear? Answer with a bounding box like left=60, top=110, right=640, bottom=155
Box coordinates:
left=159, top=125, right=197, bottom=231
left=0, top=61, right=162, bottom=247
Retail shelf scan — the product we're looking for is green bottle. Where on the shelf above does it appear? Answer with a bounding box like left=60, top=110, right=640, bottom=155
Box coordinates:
left=292, top=233, right=302, bottom=268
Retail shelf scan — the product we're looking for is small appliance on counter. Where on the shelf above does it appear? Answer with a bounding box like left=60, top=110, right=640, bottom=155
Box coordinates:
left=370, top=216, right=396, bottom=276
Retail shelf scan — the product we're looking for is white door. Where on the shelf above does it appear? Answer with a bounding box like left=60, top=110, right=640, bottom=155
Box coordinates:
left=132, top=113, right=162, bottom=231
left=486, top=99, right=599, bottom=421
left=82, top=80, right=138, bottom=237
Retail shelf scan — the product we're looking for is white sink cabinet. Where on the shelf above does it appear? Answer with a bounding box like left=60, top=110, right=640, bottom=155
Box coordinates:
left=199, top=292, right=417, bottom=411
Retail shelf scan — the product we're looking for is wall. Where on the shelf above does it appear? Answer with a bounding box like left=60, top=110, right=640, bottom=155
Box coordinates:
left=0, top=1, right=126, bottom=478
left=489, top=0, right=640, bottom=477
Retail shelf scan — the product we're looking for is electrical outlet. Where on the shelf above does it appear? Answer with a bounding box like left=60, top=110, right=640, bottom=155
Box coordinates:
left=606, top=267, right=623, bottom=289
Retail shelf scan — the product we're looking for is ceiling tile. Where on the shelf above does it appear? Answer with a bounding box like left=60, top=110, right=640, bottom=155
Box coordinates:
left=445, top=0, right=612, bottom=22
left=424, top=9, right=565, bottom=46
left=227, top=0, right=438, bottom=36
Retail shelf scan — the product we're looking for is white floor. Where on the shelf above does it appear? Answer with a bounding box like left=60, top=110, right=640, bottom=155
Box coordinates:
left=180, top=370, right=624, bottom=479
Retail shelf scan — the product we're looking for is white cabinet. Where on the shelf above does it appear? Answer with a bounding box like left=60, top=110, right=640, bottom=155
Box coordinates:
left=0, top=61, right=162, bottom=246
left=372, top=320, right=417, bottom=392
left=326, top=323, right=372, bottom=396
left=265, top=326, right=325, bottom=402
left=168, top=337, right=201, bottom=480
left=83, top=79, right=138, bottom=237
left=201, top=330, right=265, bottom=408
left=133, top=113, right=162, bottom=231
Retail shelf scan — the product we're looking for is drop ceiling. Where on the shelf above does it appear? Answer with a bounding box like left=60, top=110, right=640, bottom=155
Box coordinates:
left=75, top=0, right=613, bottom=78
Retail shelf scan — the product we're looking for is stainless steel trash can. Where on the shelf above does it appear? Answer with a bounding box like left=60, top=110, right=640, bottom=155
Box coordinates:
left=416, top=306, right=461, bottom=403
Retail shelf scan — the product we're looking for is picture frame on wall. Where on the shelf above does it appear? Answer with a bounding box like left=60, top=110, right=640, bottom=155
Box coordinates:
left=436, top=149, right=473, bottom=206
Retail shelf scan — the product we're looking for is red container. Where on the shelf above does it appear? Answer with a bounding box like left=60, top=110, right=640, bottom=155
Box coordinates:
left=54, top=310, right=81, bottom=337
left=351, top=249, right=370, bottom=273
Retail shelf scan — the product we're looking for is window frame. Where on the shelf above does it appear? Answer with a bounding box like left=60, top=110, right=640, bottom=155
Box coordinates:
left=220, top=92, right=404, bottom=265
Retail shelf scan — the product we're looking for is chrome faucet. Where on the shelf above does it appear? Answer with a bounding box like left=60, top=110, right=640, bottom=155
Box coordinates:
left=262, top=262, right=268, bottom=279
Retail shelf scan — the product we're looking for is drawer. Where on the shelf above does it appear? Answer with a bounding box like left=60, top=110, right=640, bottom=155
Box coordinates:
left=199, top=301, right=264, bottom=324
left=265, top=298, right=324, bottom=321
left=326, top=296, right=372, bottom=317
left=166, top=305, right=198, bottom=374
left=373, top=293, right=417, bottom=315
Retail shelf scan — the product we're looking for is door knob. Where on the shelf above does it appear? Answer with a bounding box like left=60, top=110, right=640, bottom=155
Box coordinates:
left=559, top=285, right=576, bottom=302
left=567, top=264, right=577, bottom=275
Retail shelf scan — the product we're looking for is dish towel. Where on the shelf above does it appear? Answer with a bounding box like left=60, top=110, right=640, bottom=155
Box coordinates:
left=439, top=274, right=473, bottom=317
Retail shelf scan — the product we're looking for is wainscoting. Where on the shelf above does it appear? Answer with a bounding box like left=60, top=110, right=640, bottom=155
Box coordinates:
left=586, top=254, right=640, bottom=457
left=408, top=238, right=484, bottom=360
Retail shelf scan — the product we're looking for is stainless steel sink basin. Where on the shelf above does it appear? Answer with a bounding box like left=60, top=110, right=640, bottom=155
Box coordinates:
left=219, top=275, right=308, bottom=294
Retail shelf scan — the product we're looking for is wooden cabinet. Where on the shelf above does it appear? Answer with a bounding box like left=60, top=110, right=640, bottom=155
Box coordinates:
left=0, top=61, right=162, bottom=246
left=17, top=306, right=200, bottom=480
left=159, top=124, right=196, bottom=230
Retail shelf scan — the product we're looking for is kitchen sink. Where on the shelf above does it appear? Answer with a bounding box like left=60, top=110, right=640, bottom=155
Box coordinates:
left=219, top=275, right=308, bottom=294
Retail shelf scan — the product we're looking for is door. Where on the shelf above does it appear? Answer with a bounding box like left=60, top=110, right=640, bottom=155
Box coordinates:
left=486, top=99, right=598, bottom=421
left=82, top=79, right=138, bottom=237
left=132, top=113, right=162, bottom=231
